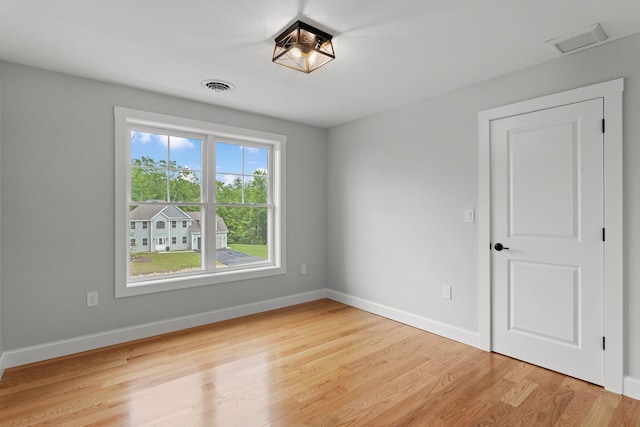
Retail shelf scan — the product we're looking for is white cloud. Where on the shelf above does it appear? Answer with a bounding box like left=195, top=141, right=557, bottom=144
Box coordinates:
left=169, top=136, right=195, bottom=150
left=245, top=146, right=261, bottom=154
left=221, top=174, right=237, bottom=186
left=132, top=131, right=153, bottom=144
left=134, top=133, right=194, bottom=149
left=178, top=168, right=199, bottom=183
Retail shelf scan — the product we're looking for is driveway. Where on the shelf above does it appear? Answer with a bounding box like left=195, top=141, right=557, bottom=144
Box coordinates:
left=216, top=248, right=265, bottom=266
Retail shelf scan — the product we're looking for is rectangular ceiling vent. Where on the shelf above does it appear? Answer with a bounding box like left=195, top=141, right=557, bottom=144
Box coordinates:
left=546, top=23, right=608, bottom=56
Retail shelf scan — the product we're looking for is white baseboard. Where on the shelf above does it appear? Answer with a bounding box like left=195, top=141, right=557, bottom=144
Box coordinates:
left=0, top=351, right=6, bottom=380
left=624, top=376, right=640, bottom=400
left=1, top=288, right=480, bottom=373
left=5, top=287, right=635, bottom=399
left=326, top=289, right=480, bottom=349
left=2, top=289, right=327, bottom=370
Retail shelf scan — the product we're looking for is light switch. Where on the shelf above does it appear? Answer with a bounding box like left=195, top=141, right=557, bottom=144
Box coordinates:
left=465, top=209, right=475, bottom=223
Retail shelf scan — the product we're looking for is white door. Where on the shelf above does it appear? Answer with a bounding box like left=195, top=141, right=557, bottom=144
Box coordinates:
left=155, top=237, right=167, bottom=252
left=491, top=98, right=604, bottom=385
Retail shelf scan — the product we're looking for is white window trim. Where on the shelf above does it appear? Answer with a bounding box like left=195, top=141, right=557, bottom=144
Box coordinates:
left=115, top=106, right=287, bottom=298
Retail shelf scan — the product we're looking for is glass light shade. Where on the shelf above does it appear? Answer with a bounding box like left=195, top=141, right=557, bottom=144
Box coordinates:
left=273, top=21, right=335, bottom=74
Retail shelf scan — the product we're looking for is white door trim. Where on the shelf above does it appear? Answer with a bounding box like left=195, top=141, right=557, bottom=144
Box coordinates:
left=477, top=78, right=624, bottom=393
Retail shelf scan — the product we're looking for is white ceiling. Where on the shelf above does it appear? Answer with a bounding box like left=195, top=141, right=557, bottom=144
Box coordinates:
left=1, top=0, right=639, bottom=128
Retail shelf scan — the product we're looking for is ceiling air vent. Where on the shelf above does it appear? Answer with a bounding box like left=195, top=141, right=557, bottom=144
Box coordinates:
left=546, top=23, right=608, bottom=56
left=201, top=79, right=235, bottom=92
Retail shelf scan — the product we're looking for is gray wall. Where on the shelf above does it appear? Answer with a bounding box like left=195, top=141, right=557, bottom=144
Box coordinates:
left=0, top=61, right=327, bottom=350
left=1, top=33, right=639, bottom=382
left=327, top=33, right=640, bottom=378
left=0, top=80, right=3, bottom=363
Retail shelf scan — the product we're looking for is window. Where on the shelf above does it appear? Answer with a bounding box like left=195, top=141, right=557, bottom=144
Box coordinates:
left=143, top=238, right=148, bottom=246
left=130, top=222, right=135, bottom=229
left=115, top=107, right=285, bottom=297
left=131, top=238, right=136, bottom=246
left=143, top=221, right=148, bottom=229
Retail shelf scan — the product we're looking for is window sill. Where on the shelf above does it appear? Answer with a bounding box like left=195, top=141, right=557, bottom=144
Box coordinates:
left=116, top=264, right=287, bottom=298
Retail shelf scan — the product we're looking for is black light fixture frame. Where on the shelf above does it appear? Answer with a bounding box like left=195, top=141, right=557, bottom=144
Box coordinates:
left=272, top=20, right=335, bottom=74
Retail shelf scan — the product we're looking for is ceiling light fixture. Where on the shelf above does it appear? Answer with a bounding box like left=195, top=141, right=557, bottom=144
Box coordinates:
left=272, top=20, right=335, bottom=74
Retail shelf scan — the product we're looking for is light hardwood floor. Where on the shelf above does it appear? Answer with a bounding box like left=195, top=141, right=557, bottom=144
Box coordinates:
left=0, top=299, right=638, bottom=426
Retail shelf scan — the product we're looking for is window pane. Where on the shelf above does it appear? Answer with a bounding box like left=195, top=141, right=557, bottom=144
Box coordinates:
left=169, top=170, right=201, bottom=203
left=216, top=174, right=243, bottom=203
left=216, top=206, right=268, bottom=269
left=216, top=142, right=243, bottom=174
left=130, top=131, right=168, bottom=166
left=131, top=131, right=203, bottom=204
left=244, top=146, right=269, bottom=174
left=129, top=205, right=203, bottom=278
left=180, top=205, right=203, bottom=252
left=131, top=168, right=168, bottom=202
left=169, top=136, right=201, bottom=172
left=244, top=172, right=268, bottom=204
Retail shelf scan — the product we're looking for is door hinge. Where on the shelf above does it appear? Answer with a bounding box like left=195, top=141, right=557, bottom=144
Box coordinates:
left=602, top=228, right=605, bottom=242
left=602, top=118, right=605, bottom=133
left=603, top=336, right=606, bottom=350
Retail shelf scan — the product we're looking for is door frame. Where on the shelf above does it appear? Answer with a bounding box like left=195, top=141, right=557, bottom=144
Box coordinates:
left=477, top=78, right=624, bottom=393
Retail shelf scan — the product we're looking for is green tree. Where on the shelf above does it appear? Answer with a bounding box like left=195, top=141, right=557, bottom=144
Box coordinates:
left=131, top=156, right=200, bottom=204
left=216, top=169, right=269, bottom=245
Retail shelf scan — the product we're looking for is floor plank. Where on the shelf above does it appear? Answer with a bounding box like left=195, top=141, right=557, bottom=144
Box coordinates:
left=0, top=299, right=637, bottom=426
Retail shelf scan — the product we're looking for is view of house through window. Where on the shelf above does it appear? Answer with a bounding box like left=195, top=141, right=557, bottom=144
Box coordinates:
left=128, top=129, right=272, bottom=279
left=115, top=107, right=284, bottom=297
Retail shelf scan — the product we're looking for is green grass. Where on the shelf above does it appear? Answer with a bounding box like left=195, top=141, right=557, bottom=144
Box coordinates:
left=131, top=251, right=201, bottom=276
left=131, top=245, right=266, bottom=277
left=228, top=244, right=267, bottom=258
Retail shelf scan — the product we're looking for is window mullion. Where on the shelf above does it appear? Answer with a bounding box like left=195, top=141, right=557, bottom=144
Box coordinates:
left=267, top=149, right=274, bottom=263
left=241, top=146, right=246, bottom=204
left=217, top=203, right=271, bottom=208
left=166, top=136, right=171, bottom=203
left=205, top=135, right=217, bottom=272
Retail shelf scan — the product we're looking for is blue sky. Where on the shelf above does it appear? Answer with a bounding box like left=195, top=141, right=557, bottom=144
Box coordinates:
left=130, top=131, right=268, bottom=181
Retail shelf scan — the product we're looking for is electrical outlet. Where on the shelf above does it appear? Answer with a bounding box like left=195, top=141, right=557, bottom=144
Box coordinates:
left=87, top=292, right=99, bottom=307
left=442, top=285, right=452, bottom=300
left=301, top=264, right=307, bottom=274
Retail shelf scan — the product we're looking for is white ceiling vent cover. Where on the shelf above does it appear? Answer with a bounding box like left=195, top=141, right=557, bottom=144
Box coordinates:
left=201, top=79, right=235, bottom=92
left=546, top=23, right=608, bottom=55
